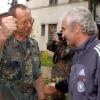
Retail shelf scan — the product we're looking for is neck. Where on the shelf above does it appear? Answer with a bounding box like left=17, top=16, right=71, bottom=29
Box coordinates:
left=76, top=34, right=90, bottom=47
left=14, top=34, right=27, bottom=42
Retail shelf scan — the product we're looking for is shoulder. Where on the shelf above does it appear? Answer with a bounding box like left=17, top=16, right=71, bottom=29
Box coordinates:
left=4, top=36, right=15, bottom=45
left=93, top=41, right=100, bottom=58
left=28, top=37, right=38, bottom=46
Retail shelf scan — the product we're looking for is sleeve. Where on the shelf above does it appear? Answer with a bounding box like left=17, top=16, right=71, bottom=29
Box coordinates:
left=55, top=79, right=68, bottom=93
left=96, top=55, right=100, bottom=100
left=47, top=41, right=58, bottom=52
left=32, top=40, right=41, bottom=80
left=86, top=47, right=100, bottom=100
left=32, top=56, right=41, bottom=80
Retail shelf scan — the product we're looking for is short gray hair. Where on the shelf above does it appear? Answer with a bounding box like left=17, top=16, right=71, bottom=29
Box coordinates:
left=62, top=6, right=98, bottom=35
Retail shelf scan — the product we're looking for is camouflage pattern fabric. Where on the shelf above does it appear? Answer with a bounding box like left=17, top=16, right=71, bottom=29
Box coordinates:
left=47, top=39, right=74, bottom=100
left=51, top=47, right=71, bottom=100
left=0, top=36, right=41, bottom=100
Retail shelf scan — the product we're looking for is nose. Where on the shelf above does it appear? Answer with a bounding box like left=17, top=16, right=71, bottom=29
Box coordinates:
left=62, top=32, right=64, bottom=38
left=27, top=21, right=32, bottom=27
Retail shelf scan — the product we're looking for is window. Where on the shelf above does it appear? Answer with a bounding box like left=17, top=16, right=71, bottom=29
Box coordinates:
left=26, top=0, right=31, bottom=1
left=41, top=24, right=45, bottom=36
left=95, top=3, right=100, bottom=23
left=48, top=24, right=57, bottom=42
left=49, top=0, right=58, bottom=5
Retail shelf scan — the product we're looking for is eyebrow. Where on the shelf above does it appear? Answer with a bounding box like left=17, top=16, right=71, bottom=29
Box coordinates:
left=62, top=27, right=65, bottom=30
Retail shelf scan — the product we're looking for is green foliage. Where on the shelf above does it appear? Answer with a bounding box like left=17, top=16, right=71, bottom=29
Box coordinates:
left=44, top=78, right=51, bottom=85
left=40, top=51, right=53, bottom=67
left=65, top=93, right=69, bottom=100
left=40, top=51, right=70, bottom=100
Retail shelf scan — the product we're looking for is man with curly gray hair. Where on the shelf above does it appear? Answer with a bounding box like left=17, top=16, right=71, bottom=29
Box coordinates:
left=60, top=6, right=100, bottom=100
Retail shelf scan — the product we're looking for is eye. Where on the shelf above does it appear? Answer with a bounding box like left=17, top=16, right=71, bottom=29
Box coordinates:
left=29, top=18, right=34, bottom=25
left=20, top=20, right=27, bottom=25
left=17, top=18, right=34, bottom=26
left=62, top=27, right=65, bottom=32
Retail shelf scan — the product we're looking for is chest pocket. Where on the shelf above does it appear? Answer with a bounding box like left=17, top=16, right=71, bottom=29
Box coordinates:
left=69, top=64, right=89, bottom=95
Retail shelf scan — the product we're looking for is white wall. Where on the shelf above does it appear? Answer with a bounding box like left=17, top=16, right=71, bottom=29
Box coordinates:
left=27, top=1, right=88, bottom=50
left=58, top=0, right=69, bottom=4
left=27, top=0, right=49, bottom=9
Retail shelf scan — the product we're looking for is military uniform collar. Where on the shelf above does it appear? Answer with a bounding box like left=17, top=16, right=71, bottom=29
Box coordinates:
left=9, top=36, right=28, bottom=47
left=7, top=36, right=36, bottom=49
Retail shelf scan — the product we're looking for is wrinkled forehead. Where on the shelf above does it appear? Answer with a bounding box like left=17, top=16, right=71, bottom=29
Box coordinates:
left=62, top=16, right=71, bottom=26
left=16, top=8, right=32, bottom=19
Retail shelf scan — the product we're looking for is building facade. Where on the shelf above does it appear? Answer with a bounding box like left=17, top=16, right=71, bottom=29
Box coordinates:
left=27, top=0, right=88, bottom=51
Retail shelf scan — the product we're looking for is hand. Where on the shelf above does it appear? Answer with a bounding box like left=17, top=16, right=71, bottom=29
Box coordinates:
left=1, top=16, right=17, bottom=39
left=53, top=33, right=59, bottom=42
left=44, top=83, right=57, bottom=95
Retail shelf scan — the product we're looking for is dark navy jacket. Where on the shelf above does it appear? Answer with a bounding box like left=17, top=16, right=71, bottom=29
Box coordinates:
left=69, top=35, right=100, bottom=100
left=55, top=78, right=68, bottom=93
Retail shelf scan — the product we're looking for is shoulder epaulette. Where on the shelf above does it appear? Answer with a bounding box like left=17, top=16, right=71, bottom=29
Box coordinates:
left=28, top=37, right=38, bottom=46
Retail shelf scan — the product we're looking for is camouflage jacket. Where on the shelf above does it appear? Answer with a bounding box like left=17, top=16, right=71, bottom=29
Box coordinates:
left=0, top=36, right=41, bottom=100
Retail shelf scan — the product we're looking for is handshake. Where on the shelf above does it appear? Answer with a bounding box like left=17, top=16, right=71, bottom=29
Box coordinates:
left=0, top=16, right=17, bottom=39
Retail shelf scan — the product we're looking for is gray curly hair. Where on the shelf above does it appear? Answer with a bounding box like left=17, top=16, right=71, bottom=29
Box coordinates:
left=62, top=6, right=98, bottom=35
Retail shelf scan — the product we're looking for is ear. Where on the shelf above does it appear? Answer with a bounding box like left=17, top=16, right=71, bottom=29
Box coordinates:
left=74, top=23, right=81, bottom=35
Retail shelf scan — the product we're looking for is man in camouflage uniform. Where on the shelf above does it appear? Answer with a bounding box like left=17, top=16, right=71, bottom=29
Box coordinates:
left=0, top=4, right=45, bottom=100
left=47, top=32, right=74, bottom=100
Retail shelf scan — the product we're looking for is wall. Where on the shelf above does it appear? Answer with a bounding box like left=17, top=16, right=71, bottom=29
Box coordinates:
left=27, top=0, right=88, bottom=50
